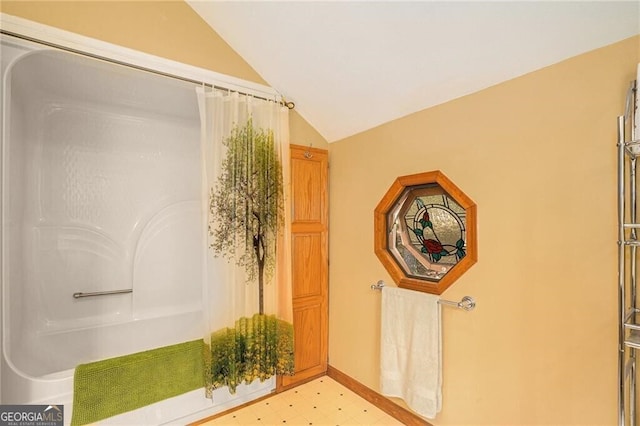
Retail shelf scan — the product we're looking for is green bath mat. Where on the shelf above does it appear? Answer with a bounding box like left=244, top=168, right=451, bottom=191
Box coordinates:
left=71, top=339, right=204, bottom=426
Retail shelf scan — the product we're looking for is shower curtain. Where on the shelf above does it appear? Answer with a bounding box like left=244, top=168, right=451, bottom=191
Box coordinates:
left=197, top=88, right=294, bottom=398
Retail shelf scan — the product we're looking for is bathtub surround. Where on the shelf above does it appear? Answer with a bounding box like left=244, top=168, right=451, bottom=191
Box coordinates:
left=0, top=12, right=290, bottom=424
left=380, top=286, right=442, bottom=419
left=71, top=340, right=204, bottom=425
left=1, top=30, right=204, bottom=399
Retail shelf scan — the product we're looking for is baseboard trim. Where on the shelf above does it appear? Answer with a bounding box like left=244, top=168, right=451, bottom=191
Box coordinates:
left=326, top=365, right=433, bottom=426
left=277, top=370, right=326, bottom=393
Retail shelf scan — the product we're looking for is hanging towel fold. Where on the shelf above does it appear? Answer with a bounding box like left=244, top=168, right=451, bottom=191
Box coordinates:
left=380, top=286, right=442, bottom=419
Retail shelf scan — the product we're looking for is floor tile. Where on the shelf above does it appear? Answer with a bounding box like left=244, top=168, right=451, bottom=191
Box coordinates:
left=198, top=377, right=403, bottom=426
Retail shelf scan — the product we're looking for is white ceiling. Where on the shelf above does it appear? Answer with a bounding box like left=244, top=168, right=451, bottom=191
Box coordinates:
left=188, top=1, right=640, bottom=143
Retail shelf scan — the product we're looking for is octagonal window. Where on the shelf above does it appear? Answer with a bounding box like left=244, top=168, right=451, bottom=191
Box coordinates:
left=374, top=171, right=477, bottom=295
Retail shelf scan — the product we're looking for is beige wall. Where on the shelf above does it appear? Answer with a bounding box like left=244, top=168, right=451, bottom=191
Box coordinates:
left=328, top=35, right=640, bottom=425
left=0, top=0, right=327, bottom=149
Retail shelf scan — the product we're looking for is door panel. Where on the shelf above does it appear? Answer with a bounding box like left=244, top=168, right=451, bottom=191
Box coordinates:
left=292, top=303, right=322, bottom=371
left=291, top=158, right=324, bottom=223
left=292, top=233, right=323, bottom=298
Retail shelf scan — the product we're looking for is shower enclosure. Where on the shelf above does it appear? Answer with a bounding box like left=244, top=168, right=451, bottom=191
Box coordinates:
left=1, top=18, right=275, bottom=424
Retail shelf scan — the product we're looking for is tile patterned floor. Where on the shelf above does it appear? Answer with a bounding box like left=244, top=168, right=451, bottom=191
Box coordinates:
left=200, top=377, right=404, bottom=426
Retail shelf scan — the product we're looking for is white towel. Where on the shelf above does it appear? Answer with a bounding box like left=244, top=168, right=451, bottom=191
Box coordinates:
left=380, top=286, right=442, bottom=419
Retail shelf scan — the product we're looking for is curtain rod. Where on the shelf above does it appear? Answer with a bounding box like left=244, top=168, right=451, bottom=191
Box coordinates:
left=0, top=29, right=295, bottom=110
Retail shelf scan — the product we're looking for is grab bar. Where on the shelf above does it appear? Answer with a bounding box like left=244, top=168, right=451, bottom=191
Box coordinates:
left=370, top=280, right=476, bottom=311
left=73, top=289, right=133, bottom=299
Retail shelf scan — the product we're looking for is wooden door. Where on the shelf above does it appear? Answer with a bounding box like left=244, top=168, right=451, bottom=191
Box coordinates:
left=279, top=144, right=328, bottom=389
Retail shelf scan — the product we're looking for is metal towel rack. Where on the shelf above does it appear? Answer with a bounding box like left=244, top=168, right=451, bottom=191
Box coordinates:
left=73, top=289, right=133, bottom=299
left=370, top=280, right=476, bottom=311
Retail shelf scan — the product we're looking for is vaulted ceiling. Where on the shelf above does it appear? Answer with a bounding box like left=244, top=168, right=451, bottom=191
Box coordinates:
left=188, top=1, right=639, bottom=143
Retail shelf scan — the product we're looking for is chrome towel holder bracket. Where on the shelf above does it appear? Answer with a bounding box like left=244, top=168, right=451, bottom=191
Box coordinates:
left=370, top=280, right=476, bottom=311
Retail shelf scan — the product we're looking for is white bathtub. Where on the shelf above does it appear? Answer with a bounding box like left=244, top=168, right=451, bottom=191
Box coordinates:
left=0, top=34, right=273, bottom=424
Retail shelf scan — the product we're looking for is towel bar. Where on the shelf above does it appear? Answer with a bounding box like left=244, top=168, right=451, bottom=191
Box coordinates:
left=370, top=280, right=476, bottom=311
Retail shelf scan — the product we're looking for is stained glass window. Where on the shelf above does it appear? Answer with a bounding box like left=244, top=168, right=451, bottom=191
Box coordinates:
left=374, top=171, right=477, bottom=295
left=387, top=184, right=466, bottom=282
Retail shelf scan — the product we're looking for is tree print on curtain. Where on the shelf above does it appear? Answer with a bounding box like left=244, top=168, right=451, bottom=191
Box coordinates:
left=209, top=314, right=294, bottom=393
left=206, top=118, right=294, bottom=397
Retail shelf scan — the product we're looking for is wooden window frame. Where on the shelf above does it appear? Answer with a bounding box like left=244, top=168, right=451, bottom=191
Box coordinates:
left=374, top=170, right=477, bottom=295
